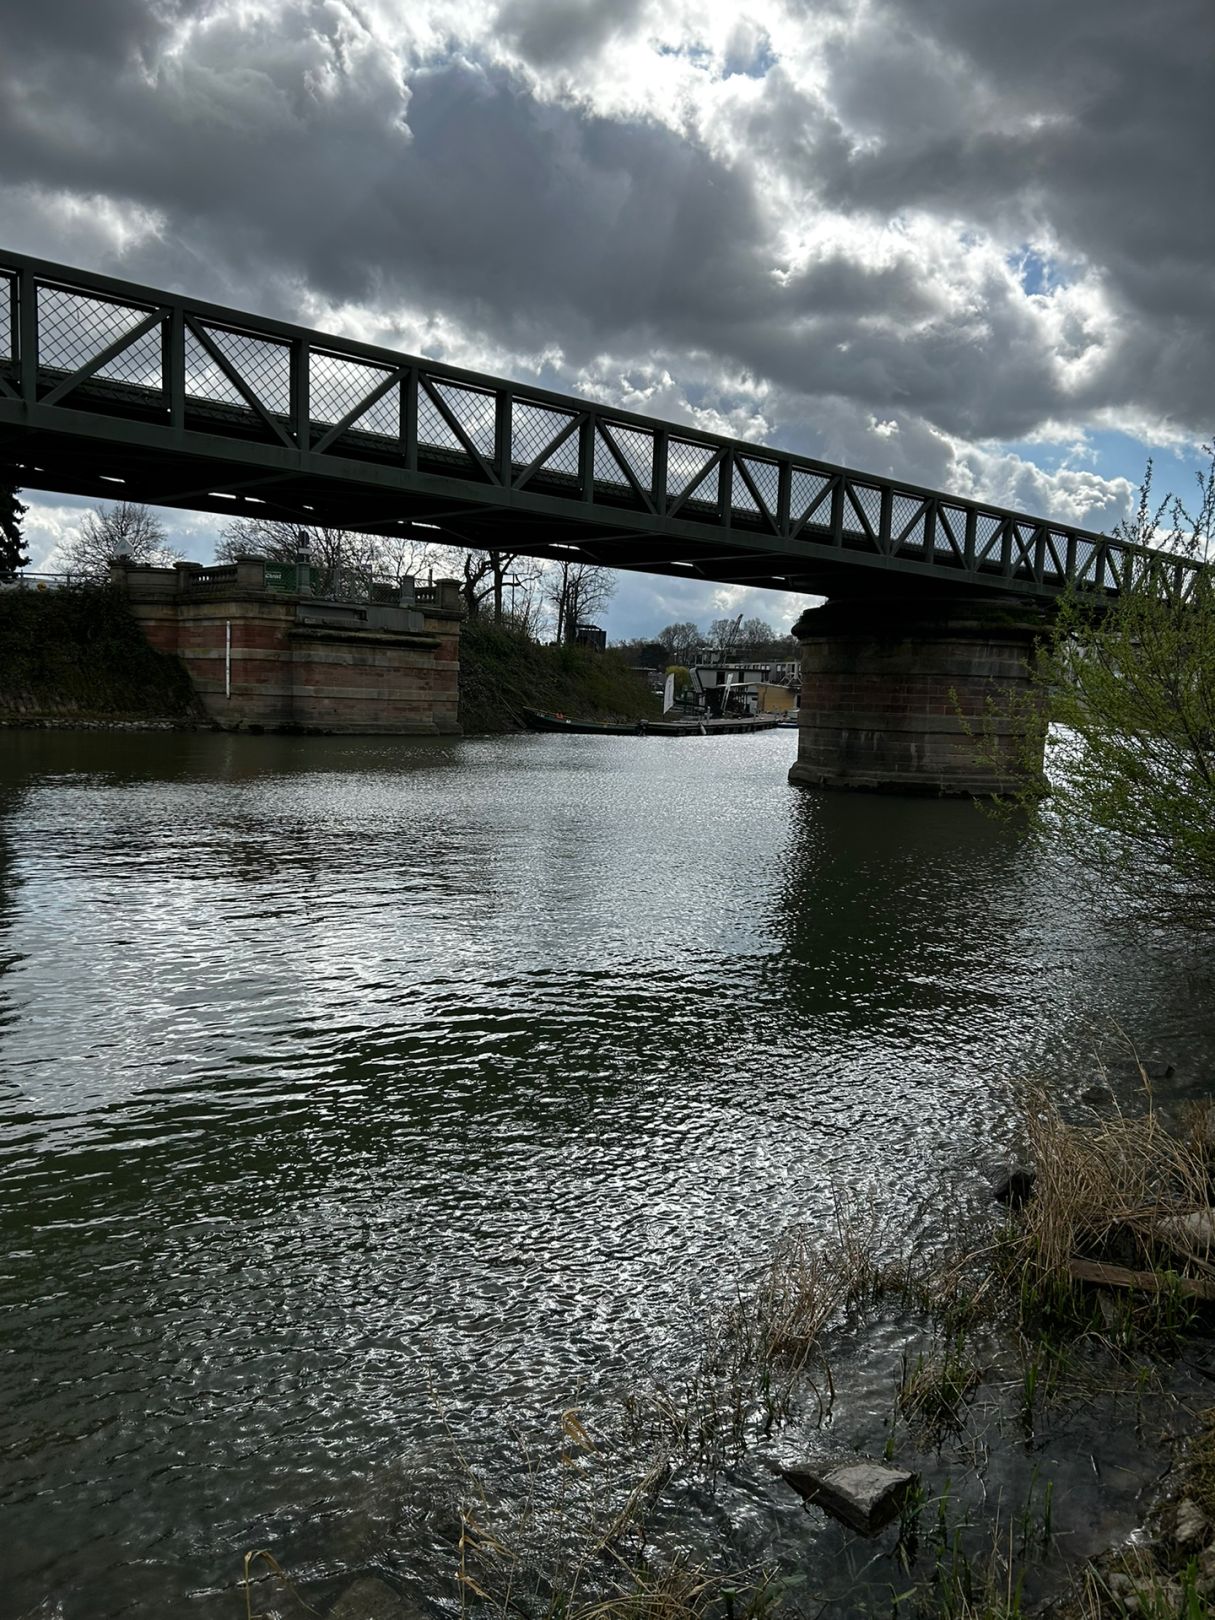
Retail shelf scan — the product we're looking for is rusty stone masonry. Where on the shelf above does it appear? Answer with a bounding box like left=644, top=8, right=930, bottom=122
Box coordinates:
left=788, top=596, right=1050, bottom=797
left=114, top=557, right=465, bottom=735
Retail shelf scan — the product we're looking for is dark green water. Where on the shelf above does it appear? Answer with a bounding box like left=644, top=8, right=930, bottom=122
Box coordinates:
left=1, top=729, right=1211, bottom=1618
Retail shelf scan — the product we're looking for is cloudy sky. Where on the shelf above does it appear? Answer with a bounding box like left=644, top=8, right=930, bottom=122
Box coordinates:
left=2, top=0, right=1211, bottom=637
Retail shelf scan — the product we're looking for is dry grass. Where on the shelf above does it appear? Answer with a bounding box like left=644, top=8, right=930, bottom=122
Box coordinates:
left=998, top=1088, right=1215, bottom=1350
left=1065, top=1547, right=1211, bottom=1619
left=897, top=1338, right=982, bottom=1444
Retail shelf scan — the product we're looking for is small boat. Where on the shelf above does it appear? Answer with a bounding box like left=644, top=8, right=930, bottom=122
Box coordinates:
left=522, top=708, right=781, bottom=737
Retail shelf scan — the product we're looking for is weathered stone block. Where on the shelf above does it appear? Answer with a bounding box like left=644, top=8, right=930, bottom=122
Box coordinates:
left=778, top=1459, right=917, bottom=1534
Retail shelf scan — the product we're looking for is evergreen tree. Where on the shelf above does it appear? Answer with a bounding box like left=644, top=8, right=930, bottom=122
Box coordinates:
left=0, top=479, right=29, bottom=582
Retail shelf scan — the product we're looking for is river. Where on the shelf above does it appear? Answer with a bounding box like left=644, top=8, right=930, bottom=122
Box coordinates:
left=1, top=728, right=1212, bottom=1618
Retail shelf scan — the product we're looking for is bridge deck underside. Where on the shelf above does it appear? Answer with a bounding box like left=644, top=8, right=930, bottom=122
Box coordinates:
left=0, top=396, right=1021, bottom=599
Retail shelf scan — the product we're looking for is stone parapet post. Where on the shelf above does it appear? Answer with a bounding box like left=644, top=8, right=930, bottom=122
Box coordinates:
left=234, top=556, right=266, bottom=591
left=788, top=596, right=1049, bottom=797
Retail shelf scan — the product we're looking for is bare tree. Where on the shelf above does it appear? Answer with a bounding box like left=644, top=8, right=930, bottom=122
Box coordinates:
left=707, top=614, right=744, bottom=657
left=454, top=547, right=544, bottom=623
left=61, top=502, right=182, bottom=580
left=656, top=621, right=702, bottom=665
left=218, top=517, right=435, bottom=599
left=545, top=559, right=616, bottom=643
left=459, top=549, right=495, bottom=618
left=501, top=570, right=549, bottom=638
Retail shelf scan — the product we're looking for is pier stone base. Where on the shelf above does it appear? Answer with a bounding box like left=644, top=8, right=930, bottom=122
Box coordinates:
left=788, top=597, right=1048, bottom=797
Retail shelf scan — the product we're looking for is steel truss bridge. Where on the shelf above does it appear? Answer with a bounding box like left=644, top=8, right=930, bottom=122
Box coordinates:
left=0, top=250, right=1190, bottom=602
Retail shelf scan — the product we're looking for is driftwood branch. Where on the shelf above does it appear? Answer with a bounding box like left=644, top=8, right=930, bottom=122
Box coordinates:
left=1067, top=1257, right=1215, bottom=1301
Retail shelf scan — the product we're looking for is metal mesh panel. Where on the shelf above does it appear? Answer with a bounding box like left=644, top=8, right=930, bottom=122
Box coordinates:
left=417, top=385, right=465, bottom=454
left=891, top=493, right=926, bottom=546
left=593, top=429, right=627, bottom=486
left=1012, top=522, right=1038, bottom=571
left=937, top=505, right=967, bottom=555
left=434, top=382, right=494, bottom=455
left=513, top=401, right=577, bottom=474
left=202, top=325, right=290, bottom=416
left=97, top=323, right=162, bottom=389
left=311, top=352, right=396, bottom=435
left=38, top=285, right=161, bottom=387
left=845, top=482, right=882, bottom=538
left=1045, top=530, right=1068, bottom=578
left=614, top=427, right=653, bottom=489
left=0, top=274, right=13, bottom=361
left=790, top=470, right=831, bottom=526
left=731, top=464, right=759, bottom=515
left=592, top=425, right=652, bottom=492
left=1074, top=539, right=1098, bottom=581
left=667, top=439, right=717, bottom=504
left=739, top=456, right=779, bottom=517
left=974, top=512, right=1005, bottom=561
left=184, top=326, right=246, bottom=408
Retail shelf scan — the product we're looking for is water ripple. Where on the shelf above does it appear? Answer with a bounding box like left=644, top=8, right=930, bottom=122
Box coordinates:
left=1, top=730, right=1212, bottom=1617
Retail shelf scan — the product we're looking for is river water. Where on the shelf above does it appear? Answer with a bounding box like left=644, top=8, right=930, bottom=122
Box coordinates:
left=1, top=729, right=1213, bottom=1619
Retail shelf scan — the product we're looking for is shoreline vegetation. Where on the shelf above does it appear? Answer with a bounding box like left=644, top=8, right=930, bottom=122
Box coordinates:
left=0, top=590, right=659, bottom=734
left=248, top=1065, right=1215, bottom=1620
left=0, top=584, right=203, bottom=727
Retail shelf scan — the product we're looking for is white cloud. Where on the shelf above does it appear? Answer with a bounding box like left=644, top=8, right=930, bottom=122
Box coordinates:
left=3, top=0, right=1210, bottom=633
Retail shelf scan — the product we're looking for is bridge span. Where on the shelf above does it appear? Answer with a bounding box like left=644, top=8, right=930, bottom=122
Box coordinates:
left=0, top=249, right=1182, bottom=603
left=0, top=251, right=1193, bottom=792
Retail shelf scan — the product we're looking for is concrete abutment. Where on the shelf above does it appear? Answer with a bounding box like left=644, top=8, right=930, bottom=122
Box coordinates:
left=114, top=558, right=465, bottom=735
left=788, top=597, right=1049, bottom=797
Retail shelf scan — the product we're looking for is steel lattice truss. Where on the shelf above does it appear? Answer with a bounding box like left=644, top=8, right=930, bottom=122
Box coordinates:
left=0, top=251, right=1196, bottom=601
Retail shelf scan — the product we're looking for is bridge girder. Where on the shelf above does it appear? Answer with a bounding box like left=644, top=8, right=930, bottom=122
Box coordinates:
left=0, top=250, right=1195, bottom=606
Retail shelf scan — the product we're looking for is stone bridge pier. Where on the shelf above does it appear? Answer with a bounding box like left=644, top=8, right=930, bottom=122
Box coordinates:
left=788, top=597, right=1050, bottom=797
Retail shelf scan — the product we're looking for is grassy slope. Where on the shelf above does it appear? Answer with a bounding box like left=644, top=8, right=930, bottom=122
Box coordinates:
left=0, top=587, right=201, bottom=721
left=459, top=620, right=661, bottom=734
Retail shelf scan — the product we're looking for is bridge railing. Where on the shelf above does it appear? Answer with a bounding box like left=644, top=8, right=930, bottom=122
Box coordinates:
left=0, top=250, right=1201, bottom=601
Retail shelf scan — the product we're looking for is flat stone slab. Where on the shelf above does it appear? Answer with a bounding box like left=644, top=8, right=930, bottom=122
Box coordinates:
left=778, top=1460, right=917, bottom=1534
left=329, top=1576, right=427, bottom=1620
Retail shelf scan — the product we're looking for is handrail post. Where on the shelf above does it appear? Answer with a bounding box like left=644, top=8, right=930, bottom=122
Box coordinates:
left=18, top=268, right=37, bottom=405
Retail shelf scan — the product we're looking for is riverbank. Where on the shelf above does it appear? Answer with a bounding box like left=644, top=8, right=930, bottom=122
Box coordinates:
left=403, top=1071, right=1215, bottom=1620
left=0, top=590, right=661, bottom=734
left=458, top=619, right=660, bottom=732
left=0, top=586, right=203, bottom=726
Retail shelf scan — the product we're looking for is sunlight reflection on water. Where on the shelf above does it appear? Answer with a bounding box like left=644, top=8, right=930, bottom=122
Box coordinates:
left=1, top=728, right=1212, bottom=1617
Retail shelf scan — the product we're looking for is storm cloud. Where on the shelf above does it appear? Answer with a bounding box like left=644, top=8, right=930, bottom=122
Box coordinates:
left=1, top=0, right=1210, bottom=624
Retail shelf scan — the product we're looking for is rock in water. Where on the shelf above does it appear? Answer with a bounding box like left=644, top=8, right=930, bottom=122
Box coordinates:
left=329, top=1576, right=427, bottom=1620
left=1106, top=1058, right=1175, bottom=1081
left=778, top=1460, right=917, bottom=1534
left=1173, top=1497, right=1209, bottom=1549
left=1081, top=1084, right=1114, bottom=1105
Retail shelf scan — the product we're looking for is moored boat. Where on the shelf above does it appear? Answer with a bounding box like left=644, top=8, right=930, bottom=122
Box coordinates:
left=522, top=708, right=780, bottom=737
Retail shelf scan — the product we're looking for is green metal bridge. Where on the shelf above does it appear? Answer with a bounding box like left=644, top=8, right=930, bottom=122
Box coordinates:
left=0, top=250, right=1187, bottom=601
